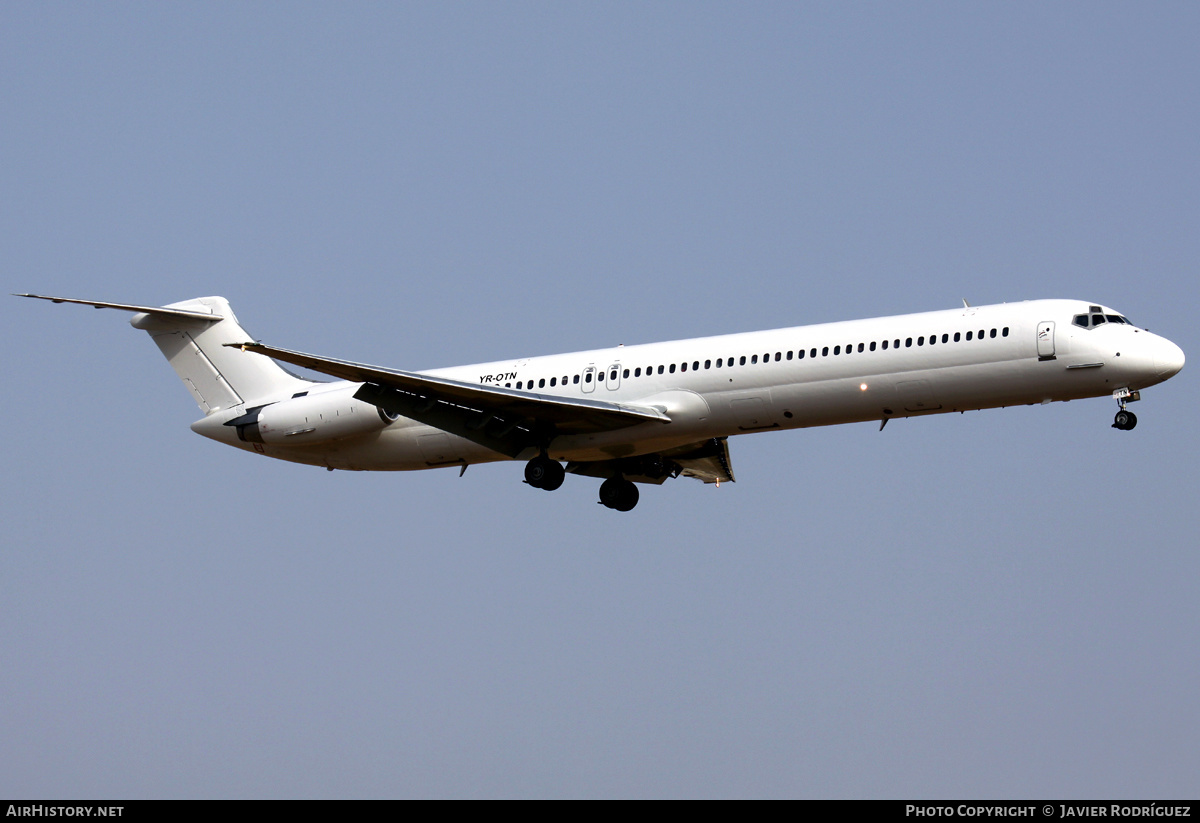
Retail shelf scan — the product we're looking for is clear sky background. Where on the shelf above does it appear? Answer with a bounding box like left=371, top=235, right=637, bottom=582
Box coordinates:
left=3, top=2, right=1197, bottom=799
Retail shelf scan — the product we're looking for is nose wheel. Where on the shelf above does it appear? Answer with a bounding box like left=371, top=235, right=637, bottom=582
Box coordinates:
left=1113, top=409, right=1137, bottom=430
left=1112, top=391, right=1138, bottom=431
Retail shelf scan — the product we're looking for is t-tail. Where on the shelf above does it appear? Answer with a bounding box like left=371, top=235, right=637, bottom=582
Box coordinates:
left=17, top=294, right=313, bottom=412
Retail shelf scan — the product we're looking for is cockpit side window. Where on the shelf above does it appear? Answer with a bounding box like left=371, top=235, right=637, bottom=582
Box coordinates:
left=1073, top=315, right=1089, bottom=328
left=1092, top=314, right=1106, bottom=326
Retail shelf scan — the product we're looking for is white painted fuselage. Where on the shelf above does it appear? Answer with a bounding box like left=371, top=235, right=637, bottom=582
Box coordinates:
left=187, top=298, right=1183, bottom=473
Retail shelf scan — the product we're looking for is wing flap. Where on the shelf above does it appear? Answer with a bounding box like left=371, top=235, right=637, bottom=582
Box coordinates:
left=565, top=437, right=735, bottom=486
left=664, top=437, right=736, bottom=484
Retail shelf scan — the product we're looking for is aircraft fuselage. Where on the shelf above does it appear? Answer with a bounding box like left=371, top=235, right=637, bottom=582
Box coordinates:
left=187, top=298, right=1184, bottom=472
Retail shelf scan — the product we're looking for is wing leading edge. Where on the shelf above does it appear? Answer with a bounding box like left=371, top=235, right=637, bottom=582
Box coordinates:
left=228, top=340, right=671, bottom=458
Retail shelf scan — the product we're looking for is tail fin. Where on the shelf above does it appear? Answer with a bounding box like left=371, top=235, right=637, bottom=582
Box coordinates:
left=132, top=296, right=312, bottom=413
left=18, top=293, right=312, bottom=413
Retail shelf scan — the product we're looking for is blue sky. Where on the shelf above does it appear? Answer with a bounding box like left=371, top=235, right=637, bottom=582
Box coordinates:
left=3, top=2, right=1197, bottom=798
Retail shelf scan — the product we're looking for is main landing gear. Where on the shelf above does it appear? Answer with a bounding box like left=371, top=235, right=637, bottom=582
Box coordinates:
left=524, top=454, right=565, bottom=491
left=523, top=454, right=641, bottom=511
left=599, top=476, right=639, bottom=512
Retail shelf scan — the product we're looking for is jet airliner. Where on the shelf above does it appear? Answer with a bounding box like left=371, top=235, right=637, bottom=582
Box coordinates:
left=20, top=294, right=1184, bottom=511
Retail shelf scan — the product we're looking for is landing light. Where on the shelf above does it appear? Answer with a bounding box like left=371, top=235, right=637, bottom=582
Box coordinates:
left=860, top=383, right=868, bottom=391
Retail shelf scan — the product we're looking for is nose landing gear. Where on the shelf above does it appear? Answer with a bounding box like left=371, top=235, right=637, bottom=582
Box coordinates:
left=1112, top=389, right=1139, bottom=431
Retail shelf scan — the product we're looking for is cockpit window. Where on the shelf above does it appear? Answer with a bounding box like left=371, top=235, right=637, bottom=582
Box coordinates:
left=1074, top=312, right=1135, bottom=330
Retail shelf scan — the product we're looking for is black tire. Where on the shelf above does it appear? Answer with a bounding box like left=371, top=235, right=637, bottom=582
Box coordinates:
left=541, top=459, right=565, bottom=491
left=524, top=456, right=549, bottom=488
left=599, top=477, right=639, bottom=511
left=1114, top=410, right=1137, bottom=430
left=614, top=481, right=639, bottom=512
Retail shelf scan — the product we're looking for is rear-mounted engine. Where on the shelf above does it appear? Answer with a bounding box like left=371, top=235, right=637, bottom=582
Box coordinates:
left=226, top=392, right=397, bottom=445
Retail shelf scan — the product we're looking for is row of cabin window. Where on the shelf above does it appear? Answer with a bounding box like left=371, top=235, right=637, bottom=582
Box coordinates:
left=505, top=326, right=1010, bottom=390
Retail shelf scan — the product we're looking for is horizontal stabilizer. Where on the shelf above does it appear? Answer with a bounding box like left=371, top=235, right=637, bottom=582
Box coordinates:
left=16, top=293, right=220, bottom=322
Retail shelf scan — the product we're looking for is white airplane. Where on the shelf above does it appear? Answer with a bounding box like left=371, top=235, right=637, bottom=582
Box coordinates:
left=20, top=293, right=1184, bottom=511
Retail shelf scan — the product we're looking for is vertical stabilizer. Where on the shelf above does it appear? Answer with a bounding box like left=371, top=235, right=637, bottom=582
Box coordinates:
left=129, top=297, right=312, bottom=413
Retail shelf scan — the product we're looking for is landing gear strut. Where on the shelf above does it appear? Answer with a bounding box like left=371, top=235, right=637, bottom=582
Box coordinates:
left=599, top=476, right=639, bottom=512
left=1112, top=392, right=1138, bottom=431
left=524, top=454, right=565, bottom=491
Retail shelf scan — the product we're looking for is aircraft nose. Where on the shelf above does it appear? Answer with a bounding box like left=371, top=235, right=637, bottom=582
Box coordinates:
left=1154, top=338, right=1185, bottom=379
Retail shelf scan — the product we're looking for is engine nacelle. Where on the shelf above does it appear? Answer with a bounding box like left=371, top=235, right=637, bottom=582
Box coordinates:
left=230, top=391, right=396, bottom=445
